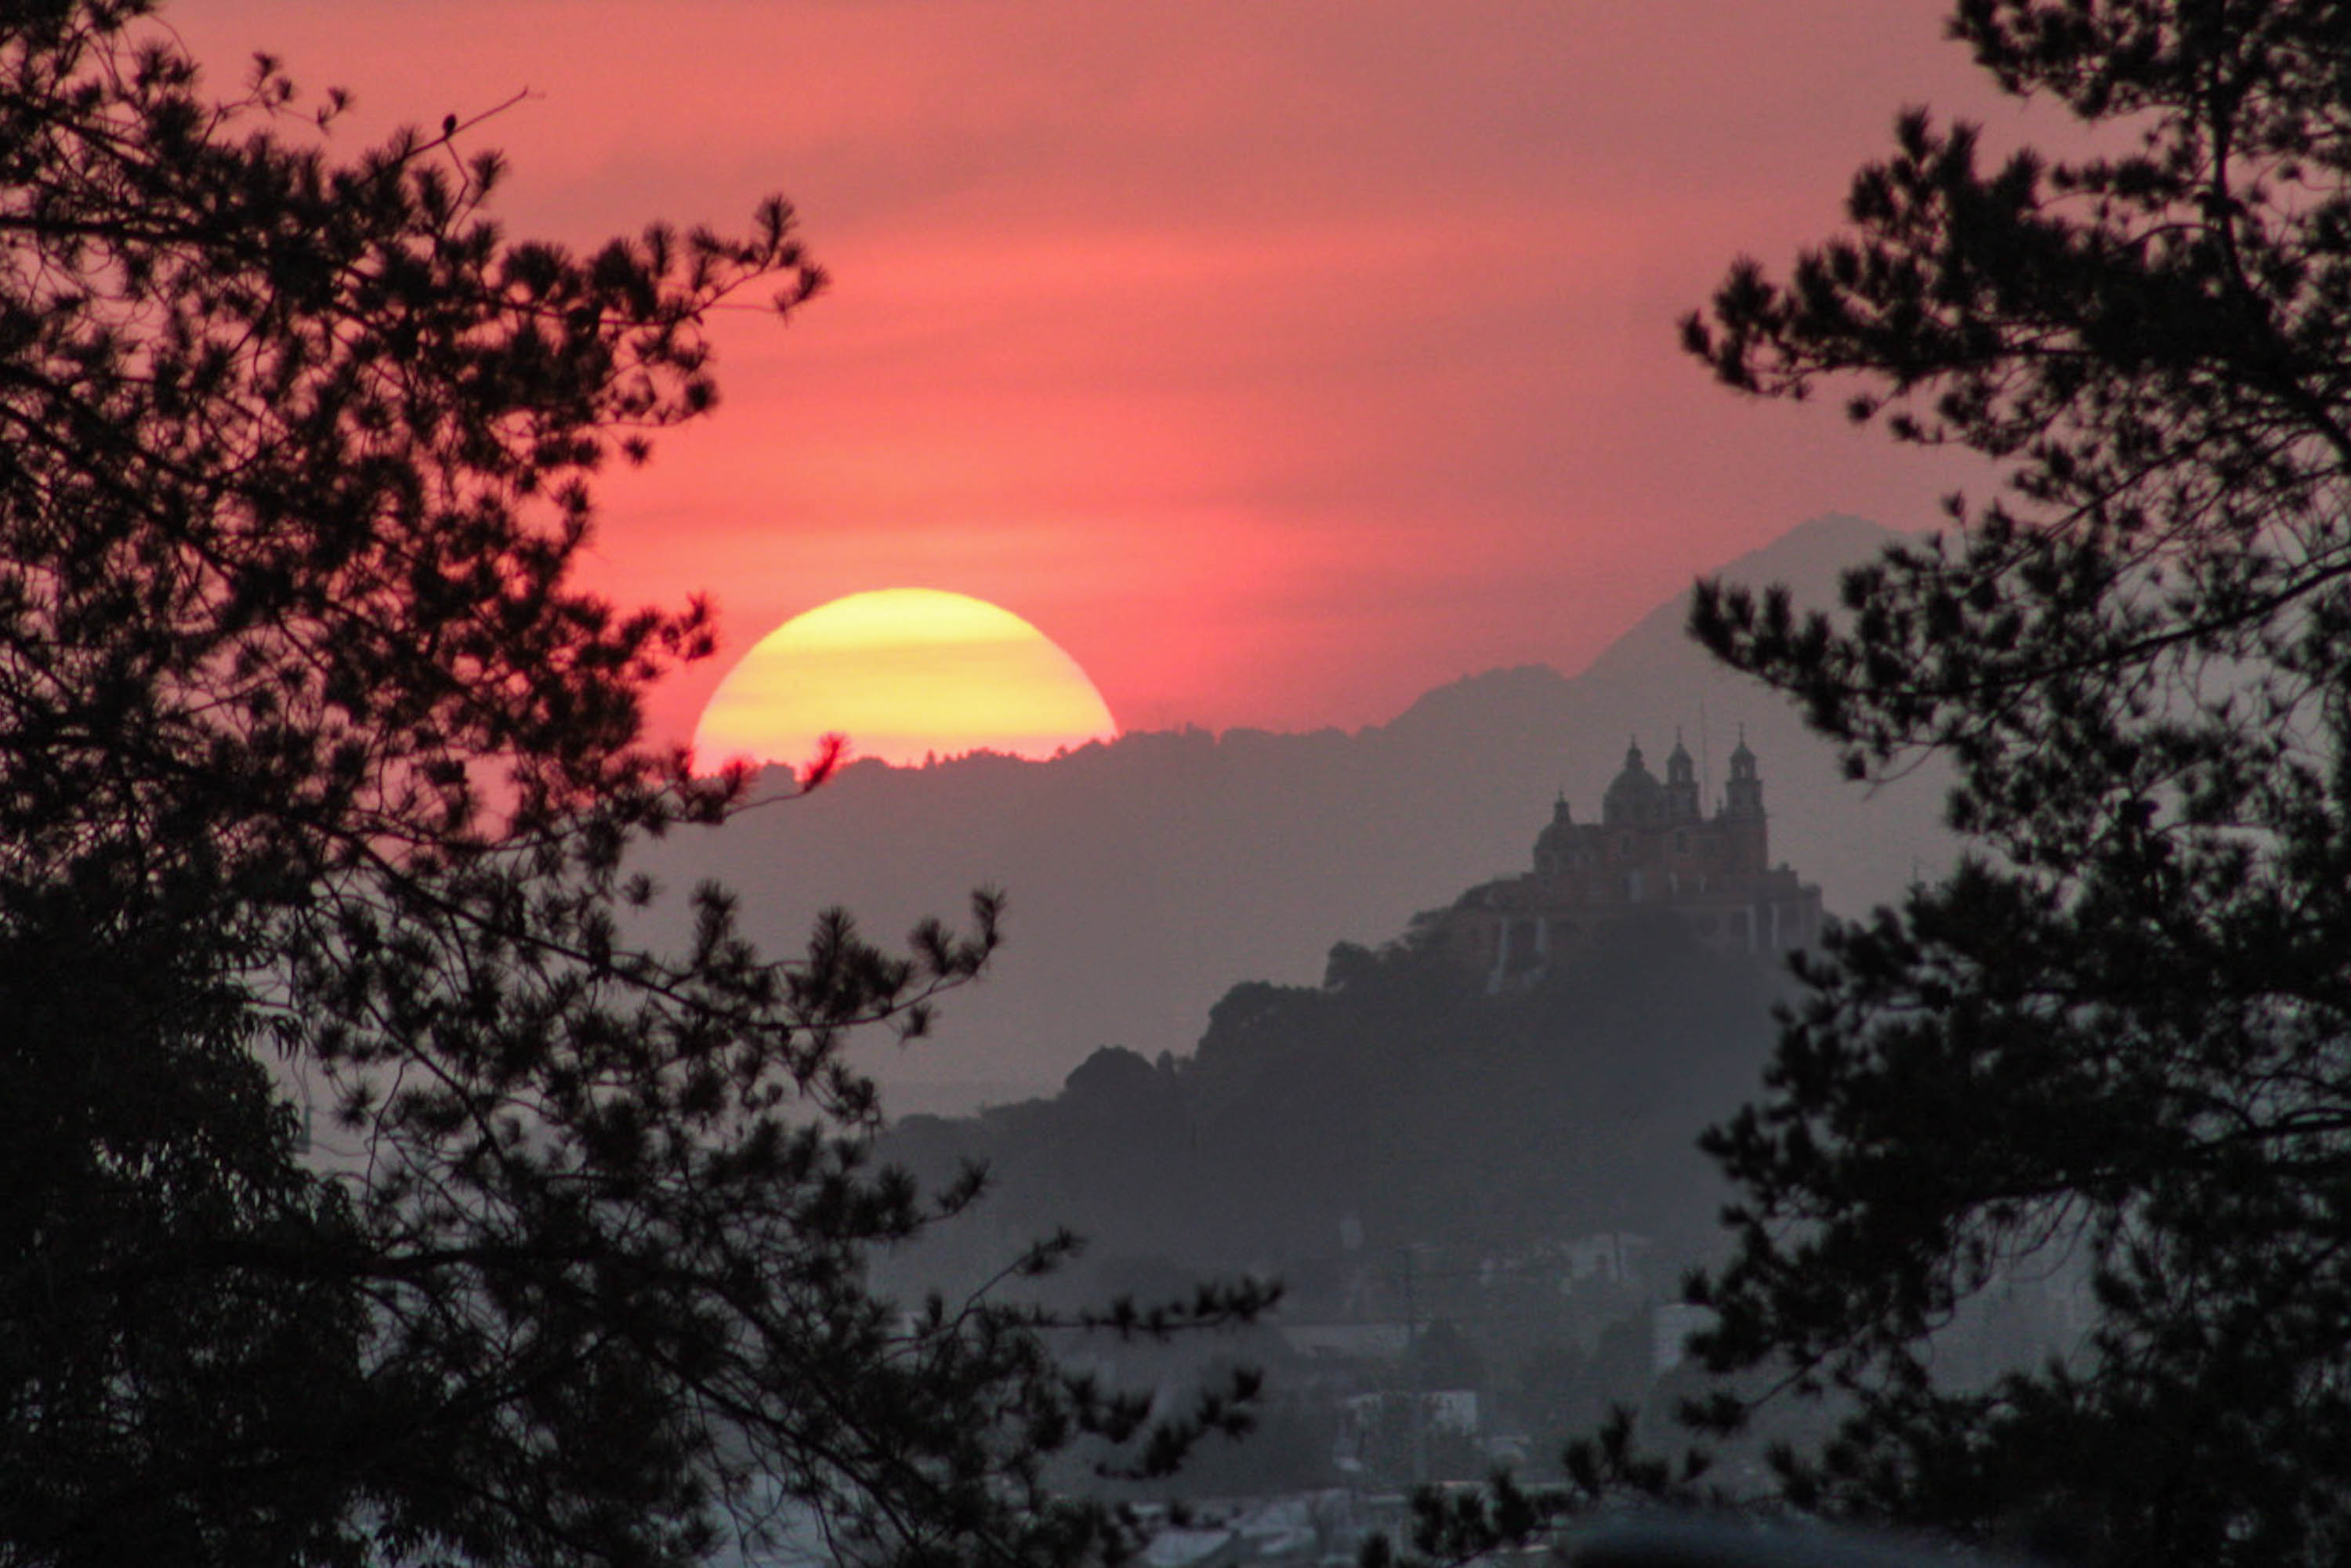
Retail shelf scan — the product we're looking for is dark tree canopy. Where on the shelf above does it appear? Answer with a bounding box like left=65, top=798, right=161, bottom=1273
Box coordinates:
left=1659, top=2, right=2351, bottom=1564
left=0, top=5, right=1261, bottom=1566
left=886, top=921, right=1786, bottom=1287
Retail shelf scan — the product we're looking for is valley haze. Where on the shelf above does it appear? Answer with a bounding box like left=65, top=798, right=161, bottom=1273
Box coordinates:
left=644, top=514, right=1952, bottom=1114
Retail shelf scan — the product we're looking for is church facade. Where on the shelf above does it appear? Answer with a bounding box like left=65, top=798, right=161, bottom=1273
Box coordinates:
left=1437, top=734, right=1823, bottom=990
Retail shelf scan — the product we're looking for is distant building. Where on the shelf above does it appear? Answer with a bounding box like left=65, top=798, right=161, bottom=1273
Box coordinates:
left=1652, top=1302, right=1718, bottom=1376
left=1436, top=733, right=1823, bottom=990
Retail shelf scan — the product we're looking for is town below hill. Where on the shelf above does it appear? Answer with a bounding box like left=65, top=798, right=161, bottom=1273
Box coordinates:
left=871, top=867, right=2080, bottom=1501
left=878, top=913, right=1797, bottom=1495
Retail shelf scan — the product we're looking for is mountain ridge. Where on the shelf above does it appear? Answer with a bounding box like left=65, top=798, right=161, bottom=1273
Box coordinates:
left=640, top=512, right=1951, bottom=1112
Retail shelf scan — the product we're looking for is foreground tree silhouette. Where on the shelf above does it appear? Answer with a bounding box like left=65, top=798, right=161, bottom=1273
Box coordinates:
left=1662, top=2, right=2351, bottom=1563
left=0, top=5, right=1261, bottom=1565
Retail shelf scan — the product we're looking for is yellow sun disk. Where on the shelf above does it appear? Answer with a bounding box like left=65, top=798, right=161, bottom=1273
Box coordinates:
left=693, top=589, right=1119, bottom=772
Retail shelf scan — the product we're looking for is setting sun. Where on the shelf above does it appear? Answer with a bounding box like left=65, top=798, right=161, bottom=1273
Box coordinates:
left=692, top=588, right=1119, bottom=774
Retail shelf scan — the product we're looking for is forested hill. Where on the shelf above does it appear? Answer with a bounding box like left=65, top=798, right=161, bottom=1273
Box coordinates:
left=642, top=512, right=1948, bottom=1106
left=878, top=915, right=1792, bottom=1297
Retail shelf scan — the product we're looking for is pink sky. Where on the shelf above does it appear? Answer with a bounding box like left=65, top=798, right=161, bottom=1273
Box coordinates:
left=180, top=2, right=2043, bottom=741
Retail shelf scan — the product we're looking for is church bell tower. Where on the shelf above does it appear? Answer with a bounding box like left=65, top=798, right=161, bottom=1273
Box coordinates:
left=1722, top=732, right=1766, bottom=871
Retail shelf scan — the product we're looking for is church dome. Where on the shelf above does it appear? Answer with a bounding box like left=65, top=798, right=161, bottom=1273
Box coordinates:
left=1534, top=815, right=1578, bottom=866
left=1602, top=741, right=1666, bottom=826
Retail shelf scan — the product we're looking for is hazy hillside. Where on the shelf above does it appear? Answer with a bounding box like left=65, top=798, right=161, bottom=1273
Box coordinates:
left=639, top=513, right=1955, bottom=1110
left=880, top=919, right=1792, bottom=1280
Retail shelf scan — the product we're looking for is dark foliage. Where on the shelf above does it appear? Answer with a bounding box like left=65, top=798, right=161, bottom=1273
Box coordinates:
left=1662, top=2, right=2351, bottom=1563
left=885, top=922, right=1787, bottom=1280
left=0, top=5, right=1265, bottom=1565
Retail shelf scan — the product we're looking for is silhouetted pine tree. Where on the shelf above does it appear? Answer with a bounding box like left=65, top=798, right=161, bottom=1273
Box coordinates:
left=0, top=6, right=1262, bottom=1565
left=1664, top=2, right=2351, bottom=1563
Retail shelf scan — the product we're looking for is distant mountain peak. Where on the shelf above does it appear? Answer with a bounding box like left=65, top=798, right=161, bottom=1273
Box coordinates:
left=1581, top=512, right=1904, bottom=686
left=1379, top=664, right=1570, bottom=737
left=1741, top=509, right=1905, bottom=559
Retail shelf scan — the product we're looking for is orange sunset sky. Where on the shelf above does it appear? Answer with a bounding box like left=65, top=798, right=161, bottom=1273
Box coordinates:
left=180, top=3, right=2036, bottom=744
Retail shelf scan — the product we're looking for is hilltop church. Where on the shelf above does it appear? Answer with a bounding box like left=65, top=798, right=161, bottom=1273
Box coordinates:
left=1438, top=733, right=1823, bottom=991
